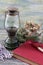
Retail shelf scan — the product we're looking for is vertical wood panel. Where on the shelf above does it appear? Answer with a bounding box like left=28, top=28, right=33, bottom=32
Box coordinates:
left=0, top=0, right=43, bottom=28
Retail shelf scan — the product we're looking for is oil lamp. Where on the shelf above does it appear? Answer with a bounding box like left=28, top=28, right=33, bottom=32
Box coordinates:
left=4, top=8, right=20, bottom=50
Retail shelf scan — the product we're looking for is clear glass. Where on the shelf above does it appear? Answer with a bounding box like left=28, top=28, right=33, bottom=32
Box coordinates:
left=4, top=10, right=20, bottom=50
left=5, top=13, right=19, bottom=29
left=5, top=11, right=20, bottom=37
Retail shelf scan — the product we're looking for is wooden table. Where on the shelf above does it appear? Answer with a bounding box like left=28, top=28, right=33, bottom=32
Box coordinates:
left=0, top=30, right=29, bottom=65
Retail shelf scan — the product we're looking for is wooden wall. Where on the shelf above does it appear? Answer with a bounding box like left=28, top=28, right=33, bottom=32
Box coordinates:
left=0, top=0, right=43, bottom=29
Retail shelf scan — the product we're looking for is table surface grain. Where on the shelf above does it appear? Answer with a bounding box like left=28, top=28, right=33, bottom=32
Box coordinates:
left=0, top=30, right=29, bottom=65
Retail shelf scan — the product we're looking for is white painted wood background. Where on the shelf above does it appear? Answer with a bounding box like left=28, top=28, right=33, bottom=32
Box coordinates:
left=0, top=0, right=43, bottom=29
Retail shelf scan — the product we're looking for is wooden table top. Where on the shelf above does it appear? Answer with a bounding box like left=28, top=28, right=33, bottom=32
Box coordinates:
left=0, top=29, right=29, bottom=65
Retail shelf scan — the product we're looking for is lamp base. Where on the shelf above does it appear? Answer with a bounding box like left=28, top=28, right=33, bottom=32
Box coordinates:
left=4, top=38, right=19, bottom=50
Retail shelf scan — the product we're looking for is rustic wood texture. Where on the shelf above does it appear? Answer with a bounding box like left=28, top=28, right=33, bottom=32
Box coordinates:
left=0, top=0, right=43, bottom=28
left=0, top=30, right=29, bottom=65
